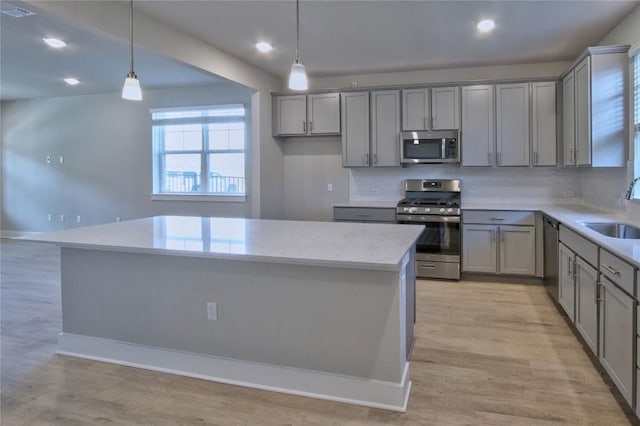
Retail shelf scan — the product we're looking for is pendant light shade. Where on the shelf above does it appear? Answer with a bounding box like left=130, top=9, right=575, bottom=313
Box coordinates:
left=122, top=0, right=142, bottom=101
left=288, top=0, right=308, bottom=91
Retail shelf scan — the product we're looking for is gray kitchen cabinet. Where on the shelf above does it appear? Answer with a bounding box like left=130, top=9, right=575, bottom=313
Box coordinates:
left=575, top=256, right=599, bottom=354
left=561, top=46, right=629, bottom=167
left=333, top=206, right=396, bottom=223
left=273, top=93, right=340, bottom=136
left=371, top=90, right=401, bottom=167
left=461, top=85, right=495, bottom=166
left=402, top=87, right=460, bottom=131
left=531, top=82, right=557, bottom=166
left=341, top=92, right=370, bottom=167
left=342, top=90, right=400, bottom=168
left=599, top=276, right=634, bottom=406
left=275, top=95, right=307, bottom=135
left=558, top=242, right=576, bottom=321
left=462, top=211, right=535, bottom=276
left=462, top=224, right=497, bottom=273
left=496, top=83, right=530, bottom=166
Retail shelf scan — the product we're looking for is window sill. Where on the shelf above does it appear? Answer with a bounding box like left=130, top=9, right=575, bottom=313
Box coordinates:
left=151, top=193, right=246, bottom=203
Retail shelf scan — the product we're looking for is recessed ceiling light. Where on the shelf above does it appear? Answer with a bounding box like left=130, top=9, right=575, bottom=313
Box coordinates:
left=256, top=41, right=273, bottom=53
left=43, top=38, right=66, bottom=48
left=64, top=78, right=79, bottom=85
left=477, top=19, right=495, bottom=33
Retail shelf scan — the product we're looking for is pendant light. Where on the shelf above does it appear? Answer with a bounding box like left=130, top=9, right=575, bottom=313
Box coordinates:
left=122, top=0, right=142, bottom=100
left=288, top=0, right=308, bottom=91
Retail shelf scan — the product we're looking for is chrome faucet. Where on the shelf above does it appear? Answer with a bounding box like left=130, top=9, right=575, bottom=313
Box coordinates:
left=625, top=177, right=640, bottom=200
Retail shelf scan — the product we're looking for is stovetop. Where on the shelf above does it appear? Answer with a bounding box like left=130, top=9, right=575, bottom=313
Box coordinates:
left=397, top=198, right=460, bottom=208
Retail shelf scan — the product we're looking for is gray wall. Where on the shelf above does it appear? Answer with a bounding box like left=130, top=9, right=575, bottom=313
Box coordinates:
left=1, top=83, right=256, bottom=233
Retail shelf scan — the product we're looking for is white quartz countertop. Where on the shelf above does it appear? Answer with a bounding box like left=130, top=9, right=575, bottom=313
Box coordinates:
left=19, top=216, right=422, bottom=271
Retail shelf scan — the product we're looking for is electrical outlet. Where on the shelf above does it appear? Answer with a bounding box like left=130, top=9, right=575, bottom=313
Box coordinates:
left=563, top=190, right=576, bottom=198
left=116, top=216, right=121, bottom=222
left=59, top=156, right=64, bottom=164
left=59, top=214, right=65, bottom=222
left=207, top=302, right=218, bottom=320
left=47, top=214, right=52, bottom=222
left=46, top=155, right=51, bottom=164
left=76, top=215, right=82, bottom=224
left=327, top=183, right=334, bottom=192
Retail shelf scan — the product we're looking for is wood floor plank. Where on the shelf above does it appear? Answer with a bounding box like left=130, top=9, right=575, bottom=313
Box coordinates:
left=1, top=239, right=637, bottom=425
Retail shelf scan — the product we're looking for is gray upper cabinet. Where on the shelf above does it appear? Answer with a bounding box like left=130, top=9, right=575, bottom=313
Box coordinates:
left=496, top=83, right=530, bottom=166
left=273, top=93, right=340, bottom=136
left=341, top=92, right=370, bottom=167
left=402, top=88, right=429, bottom=131
left=371, top=90, right=401, bottom=167
left=275, top=95, right=307, bottom=136
left=461, top=85, right=495, bottom=166
left=531, top=82, right=557, bottom=166
left=561, top=46, right=629, bottom=167
left=402, top=87, right=460, bottom=131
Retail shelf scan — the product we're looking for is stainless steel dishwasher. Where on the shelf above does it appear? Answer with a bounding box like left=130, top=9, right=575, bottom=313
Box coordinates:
left=543, top=215, right=559, bottom=303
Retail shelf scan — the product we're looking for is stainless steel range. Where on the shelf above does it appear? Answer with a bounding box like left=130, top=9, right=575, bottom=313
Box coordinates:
left=396, top=179, right=461, bottom=280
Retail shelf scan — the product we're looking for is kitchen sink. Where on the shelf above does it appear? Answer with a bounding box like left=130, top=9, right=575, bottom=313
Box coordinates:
left=581, top=222, right=640, bottom=239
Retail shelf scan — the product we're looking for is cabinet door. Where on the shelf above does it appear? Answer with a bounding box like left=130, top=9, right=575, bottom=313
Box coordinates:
left=461, top=85, right=495, bottom=166
left=341, top=92, right=370, bottom=167
left=431, top=87, right=460, bottom=130
left=496, top=83, right=530, bottom=166
left=574, top=57, right=591, bottom=166
left=371, top=90, right=400, bottom=167
left=498, top=225, right=535, bottom=275
left=562, top=71, right=576, bottom=166
left=462, top=224, right=497, bottom=273
left=575, top=257, right=598, bottom=354
left=276, top=95, right=307, bottom=135
left=599, top=277, right=634, bottom=405
left=531, top=82, right=557, bottom=166
left=402, top=88, right=429, bottom=131
left=558, top=243, right=576, bottom=321
left=308, top=93, right=340, bottom=135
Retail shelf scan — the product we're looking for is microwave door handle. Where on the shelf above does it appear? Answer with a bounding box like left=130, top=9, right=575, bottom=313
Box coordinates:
left=441, top=138, right=446, bottom=159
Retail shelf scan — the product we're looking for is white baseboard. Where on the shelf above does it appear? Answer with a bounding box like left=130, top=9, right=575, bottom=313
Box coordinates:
left=57, top=333, right=411, bottom=412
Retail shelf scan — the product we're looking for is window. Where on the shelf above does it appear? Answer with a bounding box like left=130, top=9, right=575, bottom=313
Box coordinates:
left=151, top=105, right=246, bottom=197
left=634, top=52, right=640, bottom=189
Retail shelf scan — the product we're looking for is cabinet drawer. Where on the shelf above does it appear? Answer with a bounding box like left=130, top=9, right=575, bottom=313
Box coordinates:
left=463, top=210, right=535, bottom=226
left=333, top=207, right=396, bottom=223
left=600, top=249, right=634, bottom=296
left=559, top=225, right=598, bottom=267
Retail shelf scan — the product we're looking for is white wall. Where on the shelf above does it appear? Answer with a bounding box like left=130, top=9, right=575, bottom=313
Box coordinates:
left=580, top=4, right=640, bottom=216
left=1, top=83, right=254, bottom=233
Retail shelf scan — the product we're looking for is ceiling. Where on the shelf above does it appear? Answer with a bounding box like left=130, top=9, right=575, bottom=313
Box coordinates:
left=1, top=0, right=639, bottom=100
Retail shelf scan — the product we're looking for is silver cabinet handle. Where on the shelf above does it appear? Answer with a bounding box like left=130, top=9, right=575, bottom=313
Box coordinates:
left=491, top=217, right=505, bottom=221
left=567, top=257, right=573, bottom=276
left=310, top=121, right=313, bottom=131
left=594, top=279, right=598, bottom=304
left=303, top=121, right=307, bottom=133
left=602, top=264, right=620, bottom=276
left=533, top=151, right=538, bottom=165
left=356, top=214, right=371, bottom=218
left=596, top=282, right=603, bottom=302
left=420, top=264, right=436, bottom=270
left=373, top=154, right=378, bottom=165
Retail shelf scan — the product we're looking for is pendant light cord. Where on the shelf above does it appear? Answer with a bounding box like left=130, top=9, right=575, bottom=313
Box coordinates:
left=295, top=0, right=300, bottom=64
left=129, top=0, right=135, bottom=74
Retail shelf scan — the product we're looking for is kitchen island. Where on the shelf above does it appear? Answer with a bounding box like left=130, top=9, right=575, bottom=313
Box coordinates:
left=20, top=216, right=421, bottom=412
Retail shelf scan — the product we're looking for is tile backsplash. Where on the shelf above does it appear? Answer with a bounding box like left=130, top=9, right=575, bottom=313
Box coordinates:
left=350, top=166, right=582, bottom=203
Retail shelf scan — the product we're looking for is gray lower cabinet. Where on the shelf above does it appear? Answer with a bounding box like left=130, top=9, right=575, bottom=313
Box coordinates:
left=599, top=276, right=634, bottom=406
left=558, top=242, right=576, bottom=320
left=333, top=206, right=396, bottom=223
left=575, top=257, right=598, bottom=354
left=462, top=210, right=535, bottom=276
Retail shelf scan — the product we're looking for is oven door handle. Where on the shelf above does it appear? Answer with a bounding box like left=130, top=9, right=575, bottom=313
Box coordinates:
left=396, top=214, right=460, bottom=223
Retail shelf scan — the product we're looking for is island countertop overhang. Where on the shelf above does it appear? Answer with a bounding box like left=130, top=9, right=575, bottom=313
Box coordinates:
left=19, top=216, right=423, bottom=271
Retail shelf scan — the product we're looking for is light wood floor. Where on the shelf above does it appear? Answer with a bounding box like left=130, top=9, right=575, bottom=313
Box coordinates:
left=1, top=239, right=637, bottom=425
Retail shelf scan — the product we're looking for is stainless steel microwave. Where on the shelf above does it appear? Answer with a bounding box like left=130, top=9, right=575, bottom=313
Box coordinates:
left=400, top=130, right=460, bottom=164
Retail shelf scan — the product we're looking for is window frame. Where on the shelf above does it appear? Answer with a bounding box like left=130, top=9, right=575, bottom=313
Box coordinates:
left=633, top=50, right=640, bottom=187
left=150, top=104, right=247, bottom=202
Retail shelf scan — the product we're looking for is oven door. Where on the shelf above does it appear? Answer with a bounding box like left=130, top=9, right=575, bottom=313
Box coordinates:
left=397, top=215, right=460, bottom=262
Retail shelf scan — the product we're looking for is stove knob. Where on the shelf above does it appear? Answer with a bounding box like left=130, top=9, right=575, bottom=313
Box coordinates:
left=409, top=207, right=418, bottom=213
left=403, top=207, right=410, bottom=212
left=439, top=208, right=445, bottom=213
left=424, top=208, right=431, bottom=213
left=447, top=208, right=453, bottom=213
